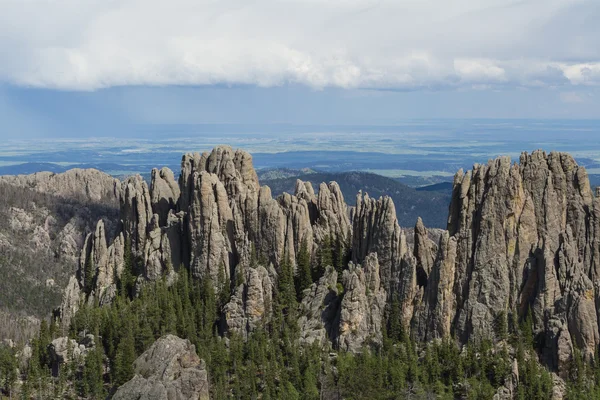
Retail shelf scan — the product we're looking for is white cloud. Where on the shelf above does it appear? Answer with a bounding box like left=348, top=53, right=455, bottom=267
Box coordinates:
left=453, top=59, right=506, bottom=83
left=560, top=63, right=600, bottom=86
left=0, top=0, right=598, bottom=90
left=560, top=92, right=585, bottom=104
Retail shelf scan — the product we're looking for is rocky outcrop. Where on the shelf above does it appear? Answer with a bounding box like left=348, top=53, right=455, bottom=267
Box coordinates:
left=150, top=167, right=180, bottom=226
left=188, top=171, right=235, bottom=282
left=336, top=253, right=386, bottom=351
left=121, top=175, right=153, bottom=257
left=0, top=168, right=120, bottom=203
left=59, top=276, right=82, bottom=329
left=298, top=267, right=339, bottom=346
left=60, top=146, right=600, bottom=377
left=443, top=151, right=600, bottom=369
left=113, top=335, right=210, bottom=400
left=49, top=335, right=95, bottom=376
left=224, top=265, right=275, bottom=337
left=78, top=220, right=125, bottom=304
left=0, top=170, right=120, bottom=337
left=412, top=231, right=457, bottom=341
left=278, top=190, right=315, bottom=267
left=144, top=212, right=183, bottom=280
left=313, top=182, right=352, bottom=248
left=352, top=192, right=406, bottom=293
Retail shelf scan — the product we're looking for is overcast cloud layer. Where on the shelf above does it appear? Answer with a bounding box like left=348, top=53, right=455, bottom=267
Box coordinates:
left=1, top=0, right=599, bottom=91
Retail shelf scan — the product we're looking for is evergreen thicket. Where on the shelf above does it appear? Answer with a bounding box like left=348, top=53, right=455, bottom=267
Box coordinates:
left=6, top=251, right=600, bottom=399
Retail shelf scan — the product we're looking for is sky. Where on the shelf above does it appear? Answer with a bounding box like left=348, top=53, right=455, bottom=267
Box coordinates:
left=0, top=0, right=599, bottom=138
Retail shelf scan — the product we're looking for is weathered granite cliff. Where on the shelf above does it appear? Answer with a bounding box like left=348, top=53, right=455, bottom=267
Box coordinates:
left=0, top=169, right=120, bottom=339
left=65, top=146, right=600, bottom=378
left=112, top=335, right=210, bottom=400
left=442, top=151, right=600, bottom=370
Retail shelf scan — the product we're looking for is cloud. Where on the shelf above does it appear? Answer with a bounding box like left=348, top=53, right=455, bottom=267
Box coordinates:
left=559, top=92, right=585, bottom=104
left=0, top=0, right=599, bottom=91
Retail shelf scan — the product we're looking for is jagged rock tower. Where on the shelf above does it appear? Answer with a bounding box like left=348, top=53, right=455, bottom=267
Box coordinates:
left=63, top=147, right=600, bottom=376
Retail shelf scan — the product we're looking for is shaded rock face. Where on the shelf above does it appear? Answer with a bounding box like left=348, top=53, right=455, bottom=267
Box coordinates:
left=298, top=267, right=339, bottom=346
left=113, top=335, right=209, bottom=400
left=59, top=276, right=82, bottom=329
left=336, top=253, right=387, bottom=351
left=48, top=335, right=95, bottom=377
left=0, top=170, right=120, bottom=337
left=79, top=220, right=125, bottom=305
left=411, top=231, right=457, bottom=341
left=440, top=150, right=600, bottom=369
left=151, top=167, right=180, bottom=226
left=224, top=265, right=275, bottom=338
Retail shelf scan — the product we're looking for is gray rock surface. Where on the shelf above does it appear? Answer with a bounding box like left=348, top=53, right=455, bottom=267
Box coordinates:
left=352, top=191, right=407, bottom=293
left=443, top=150, right=600, bottom=371
left=336, top=253, right=386, bottom=351
left=0, top=168, right=120, bottom=202
left=298, top=266, right=339, bottom=346
left=55, top=146, right=600, bottom=377
left=224, top=265, right=275, bottom=337
left=150, top=167, right=180, bottom=226
left=0, top=169, right=120, bottom=336
left=113, top=335, right=210, bottom=400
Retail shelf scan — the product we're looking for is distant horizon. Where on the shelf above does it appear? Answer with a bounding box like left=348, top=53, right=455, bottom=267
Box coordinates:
left=2, top=119, right=600, bottom=187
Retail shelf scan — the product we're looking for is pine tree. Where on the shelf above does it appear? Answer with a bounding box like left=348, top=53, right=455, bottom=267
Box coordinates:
left=387, top=297, right=405, bottom=343
left=294, top=238, right=312, bottom=300
left=0, top=345, right=17, bottom=398
left=520, top=306, right=534, bottom=349
left=197, top=276, right=217, bottom=340
left=218, top=262, right=231, bottom=310
left=113, top=321, right=136, bottom=386
left=119, top=238, right=135, bottom=297
left=278, top=253, right=297, bottom=319
left=281, top=381, right=300, bottom=400
left=83, top=339, right=105, bottom=399
left=302, top=363, right=320, bottom=400
left=495, top=310, right=508, bottom=341
left=84, top=253, right=95, bottom=294
left=37, top=319, right=51, bottom=368
left=333, top=235, right=347, bottom=273
left=317, top=235, right=333, bottom=279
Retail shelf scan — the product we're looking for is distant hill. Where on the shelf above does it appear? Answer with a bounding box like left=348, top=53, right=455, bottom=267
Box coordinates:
left=256, top=168, right=316, bottom=181
left=590, top=174, right=600, bottom=189
left=416, top=181, right=454, bottom=193
left=0, top=163, right=70, bottom=175
left=0, top=162, right=169, bottom=178
left=262, top=171, right=451, bottom=229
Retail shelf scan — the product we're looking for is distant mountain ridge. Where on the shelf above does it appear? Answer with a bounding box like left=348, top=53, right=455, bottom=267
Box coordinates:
left=261, top=171, right=451, bottom=228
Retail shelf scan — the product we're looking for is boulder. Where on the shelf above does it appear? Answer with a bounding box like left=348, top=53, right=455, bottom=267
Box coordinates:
left=113, top=335, right=210, bottom=400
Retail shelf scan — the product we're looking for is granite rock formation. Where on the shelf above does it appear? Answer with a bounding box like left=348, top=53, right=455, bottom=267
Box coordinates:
left=63, top=147, right=600, bottom=379
left=0, top=169, right=120, bottom=338
left=112, top=335, right=210, bottom=400
left=336, top=253, right=387, bottom=351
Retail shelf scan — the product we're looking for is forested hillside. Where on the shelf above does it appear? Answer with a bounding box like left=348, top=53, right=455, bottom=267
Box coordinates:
left=0, top=172, right=120, bottom=342
left=14, top=248, right=562, bottom=399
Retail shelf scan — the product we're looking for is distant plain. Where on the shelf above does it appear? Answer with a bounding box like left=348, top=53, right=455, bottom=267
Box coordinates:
left=2, top=119, right=600, bottom=187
